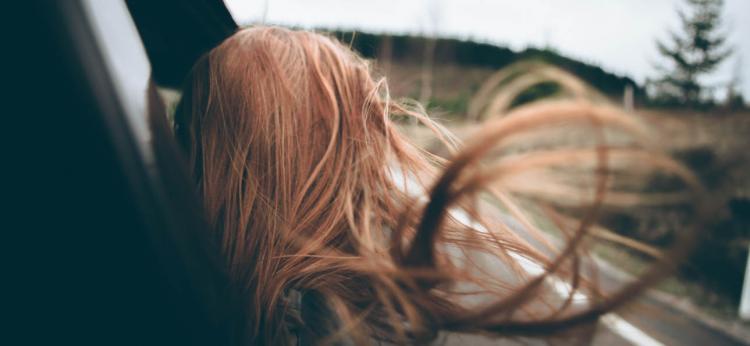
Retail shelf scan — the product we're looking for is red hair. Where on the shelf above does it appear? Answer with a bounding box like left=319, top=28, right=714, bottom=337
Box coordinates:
left=175, top=26, right=705, bottom=344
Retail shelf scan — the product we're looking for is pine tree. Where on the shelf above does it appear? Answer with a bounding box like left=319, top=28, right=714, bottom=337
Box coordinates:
left=725, top=57, right=746, bottom=110
left=653, top=0, right=732, bottom=107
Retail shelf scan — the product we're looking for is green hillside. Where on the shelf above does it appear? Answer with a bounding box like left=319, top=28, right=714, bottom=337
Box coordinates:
left=329, top=30, right=644, bottom=103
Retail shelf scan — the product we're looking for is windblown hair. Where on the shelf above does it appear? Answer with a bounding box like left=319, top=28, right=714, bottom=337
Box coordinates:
left=174, top=26, right=705, bottom=345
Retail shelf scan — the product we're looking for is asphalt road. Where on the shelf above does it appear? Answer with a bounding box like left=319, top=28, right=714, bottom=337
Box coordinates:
left=453, top=210, right=749, bottom=345
left=592, top=267, right=748, bottom=346
left=395, top=170, right=749, bottom=345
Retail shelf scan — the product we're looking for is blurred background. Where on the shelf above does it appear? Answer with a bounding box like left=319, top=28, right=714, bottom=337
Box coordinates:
left=218, top=0, right=750, bottom=341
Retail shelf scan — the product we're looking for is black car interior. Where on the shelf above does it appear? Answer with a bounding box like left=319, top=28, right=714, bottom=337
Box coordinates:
left=8, top=1, right=243, bottom=344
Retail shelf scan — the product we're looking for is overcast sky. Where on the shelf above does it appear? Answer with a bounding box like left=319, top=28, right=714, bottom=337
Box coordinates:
left=225, top=0, right=750, bottom=99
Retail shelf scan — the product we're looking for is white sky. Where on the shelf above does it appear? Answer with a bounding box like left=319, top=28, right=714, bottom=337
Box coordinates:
left=225, top=0, right=750, bottom=99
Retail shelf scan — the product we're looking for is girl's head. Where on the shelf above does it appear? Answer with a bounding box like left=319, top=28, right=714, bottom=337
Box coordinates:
left=175, top=26, right=703, bottom=344
left=175, top=27, right=425, bottom=240
left=176, top=26, right=439, bottom=343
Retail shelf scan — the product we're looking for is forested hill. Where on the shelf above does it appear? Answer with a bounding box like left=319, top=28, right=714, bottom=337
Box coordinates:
left=329, top=30, right=644, bottom=100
